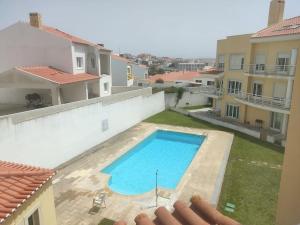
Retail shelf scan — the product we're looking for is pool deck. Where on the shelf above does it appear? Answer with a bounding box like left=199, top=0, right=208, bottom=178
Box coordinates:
left=53, top=122, right=234, bottom=225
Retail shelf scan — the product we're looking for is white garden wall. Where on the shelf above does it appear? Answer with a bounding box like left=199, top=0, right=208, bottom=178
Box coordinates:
left=0, top=88, right=165, bottom=168
left=165, top=92, right=208, bottom=108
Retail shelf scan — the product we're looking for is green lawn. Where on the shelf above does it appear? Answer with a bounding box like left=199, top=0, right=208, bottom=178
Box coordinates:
left=144, top=110, right=284, bottom=225
left=182, top=104, right=212, bottom=110
left=98, top=218, right=115, bottom=225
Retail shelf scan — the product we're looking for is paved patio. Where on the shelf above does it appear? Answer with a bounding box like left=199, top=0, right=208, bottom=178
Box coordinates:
left=53, top=122, right=234, bottom=225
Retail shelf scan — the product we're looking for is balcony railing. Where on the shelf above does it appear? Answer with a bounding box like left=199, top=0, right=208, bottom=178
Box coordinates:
left=234, top=92, right=291, bottom=111
left=244, top=64, right=295, bottom=77
left=186, top=86, right=224, bottom=97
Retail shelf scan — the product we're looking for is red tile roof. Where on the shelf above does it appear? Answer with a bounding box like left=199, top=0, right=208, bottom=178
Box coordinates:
left=112, top=54, right=130, bottom=63
left=115, top=195, right=241, bottom=225
left=252, top=16, right=300, bottom=39
left=149, top=71, right=200, bottom=83
left=0, top=161, right=55, bottom=223
left=17, top=66, right=99, bottom=85
left=39, top=25, right=110, bottom=51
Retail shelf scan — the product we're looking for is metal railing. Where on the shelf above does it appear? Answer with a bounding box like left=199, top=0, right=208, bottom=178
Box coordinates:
left=234, top=92, right=291, bottom=110
left=244, top=64, right=295, bottom=77
left=186, top=86, right=224, bottom=97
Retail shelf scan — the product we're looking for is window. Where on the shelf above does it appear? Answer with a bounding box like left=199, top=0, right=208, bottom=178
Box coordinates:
left=76, top=57, right=83, bottom=69
left=207, top=81, right=215, bottom=86
left=228, top=80, right=242, bottom=94
left=271, top=112, right=283, bottom=131
left=91, top=57, right=95, bottom=68
left=277, top=53, right=290, bottom=73
left=226, top=104, right=240, bottom=119
left=104, top=82, right=109, bottom=93
left=27, top=209, right=40, bottom=225
left=255, top=55, right=266, bottom=72
left=218, top=55, right=225, bottom=71
left=252, top=82, right=263, bottom=97
left=230, top=54, right=244, bottom=70
left=195, top=80, right=202, bottom=84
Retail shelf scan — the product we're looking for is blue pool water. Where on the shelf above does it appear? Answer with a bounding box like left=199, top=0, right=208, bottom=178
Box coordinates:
left=101, top=130, right=205, bottom=195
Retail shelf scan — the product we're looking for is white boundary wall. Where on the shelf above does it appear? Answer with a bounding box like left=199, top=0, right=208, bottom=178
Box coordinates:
left=0, top=88, right=165, bottom=168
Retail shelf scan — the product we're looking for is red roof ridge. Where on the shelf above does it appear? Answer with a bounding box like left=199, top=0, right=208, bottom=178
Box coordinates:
left=15, top=66, right=99, bottom=85
left=0, top=161, right=55, bottom=223
left=115, top=195, right=241, bottom=225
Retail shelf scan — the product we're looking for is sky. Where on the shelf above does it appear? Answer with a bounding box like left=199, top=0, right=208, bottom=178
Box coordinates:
left=0, top=0, right=299, bottom=58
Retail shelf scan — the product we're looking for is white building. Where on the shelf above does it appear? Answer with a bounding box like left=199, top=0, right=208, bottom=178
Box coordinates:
left=177, top=62, right=206, bottom=71
left=111, top=55, right=133, bottom=87
left=111, top=54, right=149, bottom=87
left=0, top=13, right=112, bottom=108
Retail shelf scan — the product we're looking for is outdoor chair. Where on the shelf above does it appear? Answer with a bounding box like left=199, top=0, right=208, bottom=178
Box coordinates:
left=92, top=192, right=107, bottom=208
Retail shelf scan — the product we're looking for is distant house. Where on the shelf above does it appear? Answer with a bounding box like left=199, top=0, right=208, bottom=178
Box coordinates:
left=111, top=54, right=149, bottom=87
left=0, top=12, right=112, bottom=108
left=148, top=71, right=203, bottom=87
left=0, top=161, right=57, bottom=225
left=111, top=54, right=133, bottom=87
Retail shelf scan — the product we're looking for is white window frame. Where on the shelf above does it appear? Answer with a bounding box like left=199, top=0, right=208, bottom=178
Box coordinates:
left=218, top=55, right=225, bottom=70
left=254, top=54, right=266, bottom=72
left=270, top=112, right=283, bottom=131
left=230, top=54, right=245, bottom=70
left=76, top=57, right=84, bottom=69
left=276, top=52, right=290, bottom=73
left=103, top=82, right=109, bottom=94
left=252, top=81, right=263, bottom=97
left=226, top=104, right=240, bottom=119
left=227, top=80, right=242, bottom=94
left=24, top=204, right=43, bottom=225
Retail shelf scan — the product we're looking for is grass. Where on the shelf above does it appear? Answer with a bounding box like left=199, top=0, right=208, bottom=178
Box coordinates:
left=144, top=110, right=284, bottom=225
left=98, top=218, right=115, bottom=225
left=182, top=104, right=212, bottom=110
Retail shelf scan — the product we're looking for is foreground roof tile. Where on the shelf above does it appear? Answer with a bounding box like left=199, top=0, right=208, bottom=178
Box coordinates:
left=114, top=195, right=241, bottom=225
left=0, top=161, right=55, bottom=224
left=252, top=16, right=300, bottom=38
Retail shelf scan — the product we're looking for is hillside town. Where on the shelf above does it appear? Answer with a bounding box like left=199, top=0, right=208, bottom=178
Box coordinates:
left=0, top=1, right=299, bottom=225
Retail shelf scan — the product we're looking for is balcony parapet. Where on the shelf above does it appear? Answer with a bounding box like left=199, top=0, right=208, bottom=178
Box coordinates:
left=244, top=64, right=295, bottom=78
left=234, top=92, right=291, bottom=113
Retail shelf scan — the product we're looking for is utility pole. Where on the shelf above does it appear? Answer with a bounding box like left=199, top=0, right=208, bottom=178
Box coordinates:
left=156, top=169, right=158, bottom=207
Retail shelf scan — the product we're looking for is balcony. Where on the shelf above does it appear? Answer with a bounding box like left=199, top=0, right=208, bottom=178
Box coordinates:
left=244, top=64, right=295, bottom=78
left=186, top=86, right=223, bottom=99
left=234, top=92, right=291, bottom=114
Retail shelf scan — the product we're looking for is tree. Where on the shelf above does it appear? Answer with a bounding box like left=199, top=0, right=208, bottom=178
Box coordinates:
left=175, top=87, right=184, bottom=107
left=155, top=78, right=164, bottom=84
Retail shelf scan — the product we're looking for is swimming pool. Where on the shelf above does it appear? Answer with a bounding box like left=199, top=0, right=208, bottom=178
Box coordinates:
left=101, top=130, right=205, bottom=195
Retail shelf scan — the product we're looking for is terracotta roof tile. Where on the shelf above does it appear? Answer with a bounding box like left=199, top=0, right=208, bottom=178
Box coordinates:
left=112, top=54, right=130, bottom=63
left=149, top=71, right=200, bottom=83
left=115, top=195, right=241, bottom=225
left=16, top=66, right=99, bottom=85
left=252, top=16, right=300, bottom=38
left=39, top=25, right=111, bottom=51
left=0, top=161, right=55, bottom=224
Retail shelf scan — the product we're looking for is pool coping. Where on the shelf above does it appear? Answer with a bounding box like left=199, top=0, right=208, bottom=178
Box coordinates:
left=99, top=128, right=208, bottom=197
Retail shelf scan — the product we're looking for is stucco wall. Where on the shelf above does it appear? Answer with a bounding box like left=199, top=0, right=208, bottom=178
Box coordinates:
left=0, top=22, right=73, bottom=73
left=2, top=181, right=57, bottom=225
left=132, top=64, right=148, bottom=79
left=61, top=82, right=88, bottom=103
left=165, top=92, right=208, bottom=108
left=111, top=59, right=128, bottom=86
left=0, top=88, right=165, bottom=168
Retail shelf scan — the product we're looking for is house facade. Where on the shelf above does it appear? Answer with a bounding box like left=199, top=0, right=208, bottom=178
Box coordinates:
left=111, top=54, right=133, bottom=87
left=0, top=161, right=57, bottom=225
left=0, top=13, right=112, bottom=108
left=212, top=0, right=299, bottom=145
left=111, top=54, right=149, bottom=87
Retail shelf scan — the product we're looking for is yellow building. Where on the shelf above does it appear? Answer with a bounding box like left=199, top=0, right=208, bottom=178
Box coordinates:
left=212, top=0, right=299, bottom=146
left=0, top=161, right=57, bottom=225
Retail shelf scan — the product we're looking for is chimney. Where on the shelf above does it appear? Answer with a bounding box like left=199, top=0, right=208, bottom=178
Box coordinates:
left=29, top=12, right=42, bottom=28
left=268, top=0, right=285, bottom=26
